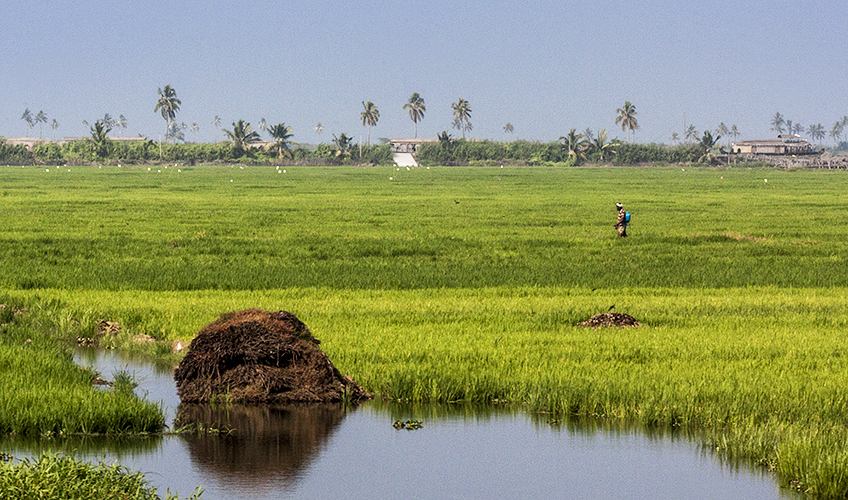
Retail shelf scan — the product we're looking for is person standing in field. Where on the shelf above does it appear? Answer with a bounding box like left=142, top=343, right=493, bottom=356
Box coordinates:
left=614, top=202, right=628, bottom=237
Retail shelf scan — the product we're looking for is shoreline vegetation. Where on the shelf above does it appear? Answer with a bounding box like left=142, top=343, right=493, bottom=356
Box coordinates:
left=2, top=165, right=848, bottom=497
left=0, top=453, right=202, bottom=500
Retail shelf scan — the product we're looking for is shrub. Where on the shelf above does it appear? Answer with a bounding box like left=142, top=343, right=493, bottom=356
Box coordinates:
left=0, top=140, right=34, bottom=164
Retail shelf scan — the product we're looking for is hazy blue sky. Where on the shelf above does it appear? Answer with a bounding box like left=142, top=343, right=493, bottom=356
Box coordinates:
left=3, top=0, right=847, bottom=144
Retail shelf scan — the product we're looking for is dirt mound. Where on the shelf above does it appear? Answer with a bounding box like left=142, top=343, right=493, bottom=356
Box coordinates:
left=174, top=309, right=371, bottom=404
left=578, top=312, right=642, bottom=328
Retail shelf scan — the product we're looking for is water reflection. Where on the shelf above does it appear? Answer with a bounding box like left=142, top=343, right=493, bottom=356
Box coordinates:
left=175, top=404, right=349, bottom=487
left=0, top=433, right=163, bottom=458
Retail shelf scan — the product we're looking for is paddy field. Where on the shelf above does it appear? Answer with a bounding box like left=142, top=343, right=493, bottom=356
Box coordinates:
left=2, top=163, right=848, bottom=497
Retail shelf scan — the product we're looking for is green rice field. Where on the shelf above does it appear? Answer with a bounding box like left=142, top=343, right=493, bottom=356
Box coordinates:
left=2, top=163, right=848, bottom=497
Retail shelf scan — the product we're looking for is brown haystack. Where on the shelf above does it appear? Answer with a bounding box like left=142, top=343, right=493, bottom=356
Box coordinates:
left=174, top=309, right=371, bottom=404
left=97, top=320, right=121, bottom=336
left=578, top=312, right=642, bottom=328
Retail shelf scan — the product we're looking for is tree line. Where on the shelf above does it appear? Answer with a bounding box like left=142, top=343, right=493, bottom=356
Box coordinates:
left=0, top=134, right=728, bottom=167
left=0, top=135, right=393, bottom=166
left=769, top=111, right=848, bottom=146
left=10, top=85, right=848, bottom=166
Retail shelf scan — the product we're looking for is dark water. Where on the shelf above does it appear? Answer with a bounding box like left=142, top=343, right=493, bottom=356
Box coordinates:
left=1, top=350, right=802, bottom=500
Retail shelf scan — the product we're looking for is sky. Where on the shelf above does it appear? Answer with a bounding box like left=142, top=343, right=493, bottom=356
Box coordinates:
left=2, top=0, right=847, bottom=145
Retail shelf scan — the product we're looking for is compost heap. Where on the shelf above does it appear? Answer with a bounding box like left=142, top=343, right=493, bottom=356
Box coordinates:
left=174, top=308, right=371, bottom=404
left=578, top=312, right=642, bottom=328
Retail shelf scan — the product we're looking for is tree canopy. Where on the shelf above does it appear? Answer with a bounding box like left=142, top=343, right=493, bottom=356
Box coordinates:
left=451, top=98, right=472, bottom=138
left=615, top=101, right=638, bottom=143
left=154, top=85, right=181, bottom=142
left=268, top=123, right=294, bottom=159
left=361, top=101, right=380, bottom=145
left=223, top=120, right=261, bottom=154
left=403, top=93, right=426, bottom=138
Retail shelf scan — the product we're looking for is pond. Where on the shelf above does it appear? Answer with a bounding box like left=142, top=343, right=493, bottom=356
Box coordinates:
left=1, top=350, right=802, bottom=500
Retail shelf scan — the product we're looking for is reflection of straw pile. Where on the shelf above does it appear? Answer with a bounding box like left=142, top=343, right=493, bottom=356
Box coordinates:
left=174, top=308, right=370, bottom=404
left=578, top=313, right=642, bottom=328
left=175, top=404, right=347, bottom=483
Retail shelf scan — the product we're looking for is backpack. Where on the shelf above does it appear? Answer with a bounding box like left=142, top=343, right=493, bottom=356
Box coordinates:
left=624, top=212, right=631, bottom=225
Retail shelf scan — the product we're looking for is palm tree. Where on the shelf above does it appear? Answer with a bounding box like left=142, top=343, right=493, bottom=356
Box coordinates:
left=582, top=128, right=594, bottom=143
left=451, top=98, right=472, bottom=138
left=89, top=120, right=111, bottom=158
left=463, top=121, right=473, bottom=137
left=314, top=122, right=324, bottom=137
left=698, top=130, right=721, bottom=163
left=211, top=115, right=222, bottom=141
left=589, top=129, right=617, bottom=162
left=154, top=85, right=181, bottom=142
left=116, top=114, right=128, bottom=134
left=684, top=124, right=698, bottom=144
left=165, top=121, right=185, bottom=143
left=223, top=120, right=261, bottom=154
left=102, top=113, right=114, bottom=129
left=829, top=122, right=843, bottom=146
left=35, top=110, right=48, bottom=138
left=730, top=125, right=740, bottom=143
left=332, top=133, right=354, bottom=159
left=716, top=123, right=729, bottom=147
left=503, top=122, right=514, bottom=134
left=20, top=108, right=34, bottom=136
left=360, top=101, right=379, bottom=145
left=268, top=123, right=294, bottom=159
left=403, top=93, right=426, bottom=138
left=770, top=112, right=785, bottom=135
left=615, top=101, right=638, bottom=142
left=786, top=120, right=794, bottom=136
left=50, top=119, right=59, bottom=140
left=807, top=123, right=825, bottom=145
left=669, top=132, right=680, bottom=145
left=560, top=129, right=586, bottom=164
left=451, top=119, right=463, bottom=133
left=258, top=117, right=268, bottom=134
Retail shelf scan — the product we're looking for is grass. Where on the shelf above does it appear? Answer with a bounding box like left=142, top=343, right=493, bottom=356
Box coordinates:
left=0, top=298, right=164, bottom=437
left=1, top=164, right=847, bottom=290
left=2, top=164, right=848, bottom=496
left=0, top=453, right=202, bottom=500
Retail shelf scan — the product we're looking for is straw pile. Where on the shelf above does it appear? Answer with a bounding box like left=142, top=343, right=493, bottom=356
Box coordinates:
left=174, top=308, right=370, bottom=404
left=578, top=312, right=642, bottom=328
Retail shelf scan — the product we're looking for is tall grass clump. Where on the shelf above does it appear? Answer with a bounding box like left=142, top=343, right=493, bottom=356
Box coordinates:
left=0, top=453, right=202, bottom=499
left=0, top=296, right=164, bottom=436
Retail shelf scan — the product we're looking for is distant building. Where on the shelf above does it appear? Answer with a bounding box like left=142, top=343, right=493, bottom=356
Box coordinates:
left=2, top=137, right=48, bottom=150
left=731, top=135, right=817, bottom=155
left=61, top=136, right=148, bottom=145
left=1, top=136, right=149, bottom=151
left=390, top=138, right=438, bottom=154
